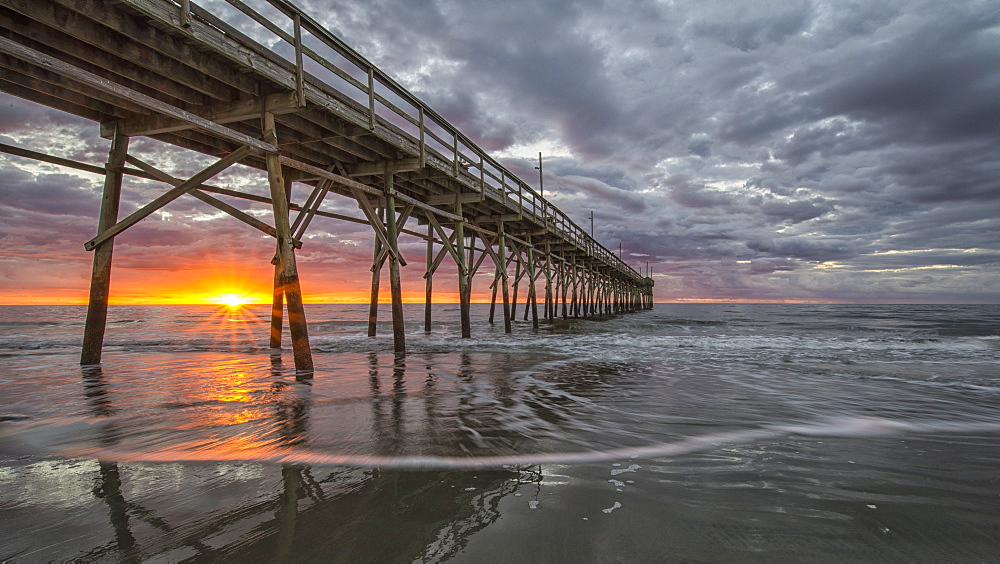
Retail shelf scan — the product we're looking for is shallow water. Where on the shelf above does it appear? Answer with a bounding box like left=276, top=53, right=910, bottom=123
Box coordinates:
left=1, top=304, right=998, bottom=561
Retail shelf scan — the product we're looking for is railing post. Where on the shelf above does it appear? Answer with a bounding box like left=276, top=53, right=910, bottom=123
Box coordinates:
left=293, top=13, right=304, bottom=107
left=418, top=106, right=425, bottom=169
left=179, top=0, right=191, bottom=27
left=367, top=67, right=375, bottom=130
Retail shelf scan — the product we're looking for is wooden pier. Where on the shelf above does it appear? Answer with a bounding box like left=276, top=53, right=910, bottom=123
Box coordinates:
left=0, top=0, right=654, bottom=372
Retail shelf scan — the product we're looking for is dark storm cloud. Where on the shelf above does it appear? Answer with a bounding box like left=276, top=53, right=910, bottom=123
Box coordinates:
left=0, top=0, right=996, bottom=302
left=0, top=168, right=100, bottom=216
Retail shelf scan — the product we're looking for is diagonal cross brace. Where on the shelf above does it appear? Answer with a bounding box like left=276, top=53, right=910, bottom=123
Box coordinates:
left=351, top=187, right=407, bottom=267
left=426, top=213, right=466, bottom=276
left=84, top=145, right=252, bottom=251
left=123, top=154, right=300, bottom=248
left=370, top=204, right=415, bottom=271
left=425, top=229, right=458, bottom=278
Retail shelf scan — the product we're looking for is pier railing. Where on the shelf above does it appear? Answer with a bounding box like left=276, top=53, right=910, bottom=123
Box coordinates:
left=167, top=0, right=641, bottom=280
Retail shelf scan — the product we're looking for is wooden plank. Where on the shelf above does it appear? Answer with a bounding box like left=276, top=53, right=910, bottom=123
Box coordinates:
left=426, top=193, right=481, bottom=206
left=0, top=53, right=144, bottom=118
left=45, top=0, right=258, bottom=94
left=0, top=36, right=278, bottom=154
left=0, top=76, right=104, bottom=123
left=103, top=92, right=299, bottom=138
left=347, top=157, right=422, bottom=177
left=0, top=8, right=211, bottom=107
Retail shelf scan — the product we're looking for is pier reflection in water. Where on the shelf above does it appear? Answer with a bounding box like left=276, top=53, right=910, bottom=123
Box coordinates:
left=5, top=352, right=550, bottom=562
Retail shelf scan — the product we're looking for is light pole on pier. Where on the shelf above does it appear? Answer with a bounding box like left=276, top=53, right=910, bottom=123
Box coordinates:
left=534, top=152, right=543, bottom=198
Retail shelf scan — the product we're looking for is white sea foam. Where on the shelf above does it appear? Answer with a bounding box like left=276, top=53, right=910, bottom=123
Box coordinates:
left=5, top=414, right=995, bottom=470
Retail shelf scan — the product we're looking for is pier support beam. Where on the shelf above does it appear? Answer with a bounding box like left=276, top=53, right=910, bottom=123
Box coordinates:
left=384, top=174, right=406, bottom=354
left=456, top=202, right=471, bottom=339
left=526, top=236, right=539, bottom=329
left=263, top=111, right=313, bottom=374
left=498, top=221, right=512, bottom=333
left=488, top=268, right=499, bottom=324
left=511, top=247, right=521, bottom=322
left=269, top=179, right=292, bottom=349
left=368, top=207, right=384, bottom=337
left=544, top=244, right=553, bottom=322
left=269, top=263, right=283, bottom=348
left=81, top=130, right=128, bottom=365
left=424, top=222, right=433, bottom=332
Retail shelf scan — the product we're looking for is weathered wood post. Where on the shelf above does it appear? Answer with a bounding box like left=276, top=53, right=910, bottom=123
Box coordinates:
left=560, top=260, right=569, bottom=319
left=488, top=268, right=499, bottom=324
left=263, top=112, right=313, bottom=373
left=544, top=243, right=553, bottom=321
left=527, top=236, right=539, bottom=329
left=455, top=201, right=471, bottom=338
left=384, top=172, right=405, bottom=354
left=424, top=221, right=433, bottom=332
left=269, top=178, right=293, bottom=349
left=511, top=249, right=521, bottom=321
left=571, top=258, right=580, bottom=318
left=269, top=263, right=283, bottom=348
left=466, top=230, right=478, bottom=329
left=498, top=221, right=513, bottom=333
left=81, top=130, right=128, bottom=365
left=367, top=207, right=384, bottom=337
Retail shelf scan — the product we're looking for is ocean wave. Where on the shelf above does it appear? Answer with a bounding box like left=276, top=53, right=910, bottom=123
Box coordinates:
left=5, top=415, right=998, bottom=470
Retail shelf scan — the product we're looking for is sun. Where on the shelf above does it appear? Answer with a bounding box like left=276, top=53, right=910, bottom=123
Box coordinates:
left=209, top=294, right=256, bottom=309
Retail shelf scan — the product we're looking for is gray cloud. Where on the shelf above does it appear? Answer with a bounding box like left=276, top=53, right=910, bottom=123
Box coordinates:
left=1, top=0, right=997, bottom=302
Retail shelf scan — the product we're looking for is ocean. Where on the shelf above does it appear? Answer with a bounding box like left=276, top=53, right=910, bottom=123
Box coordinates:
left=1, top=303, right=998, bottom=561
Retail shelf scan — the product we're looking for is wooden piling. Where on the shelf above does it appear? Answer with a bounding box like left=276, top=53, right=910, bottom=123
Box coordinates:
left=81, top=130, right=128, bottom=365
left=367, top=207, right=383, bottom=337
left=560, top=261, right=569, bottom=319
left=544, top=243, right=553, bottom=321
left=527, top=236, right=539, bottom=330
left=455, top=201, right=471, bottom=339
left=488, top=269, right=499, bottom=324
left=498, top=221, right=512, bottom=333
left=269, top=263, right=283, bottom=348
left=263, top=111, right=312, bottom=373
left=269, top=179, right=293, bottom=349
left=511, top=250, right=521, bottom=321
left=384, top=174, right=405, bottom=354
left=424, top=221, right=433, bottom=332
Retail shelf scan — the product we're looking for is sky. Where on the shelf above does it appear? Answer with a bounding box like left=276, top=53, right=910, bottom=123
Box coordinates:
left=1, top=0, right=998, bottom=304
